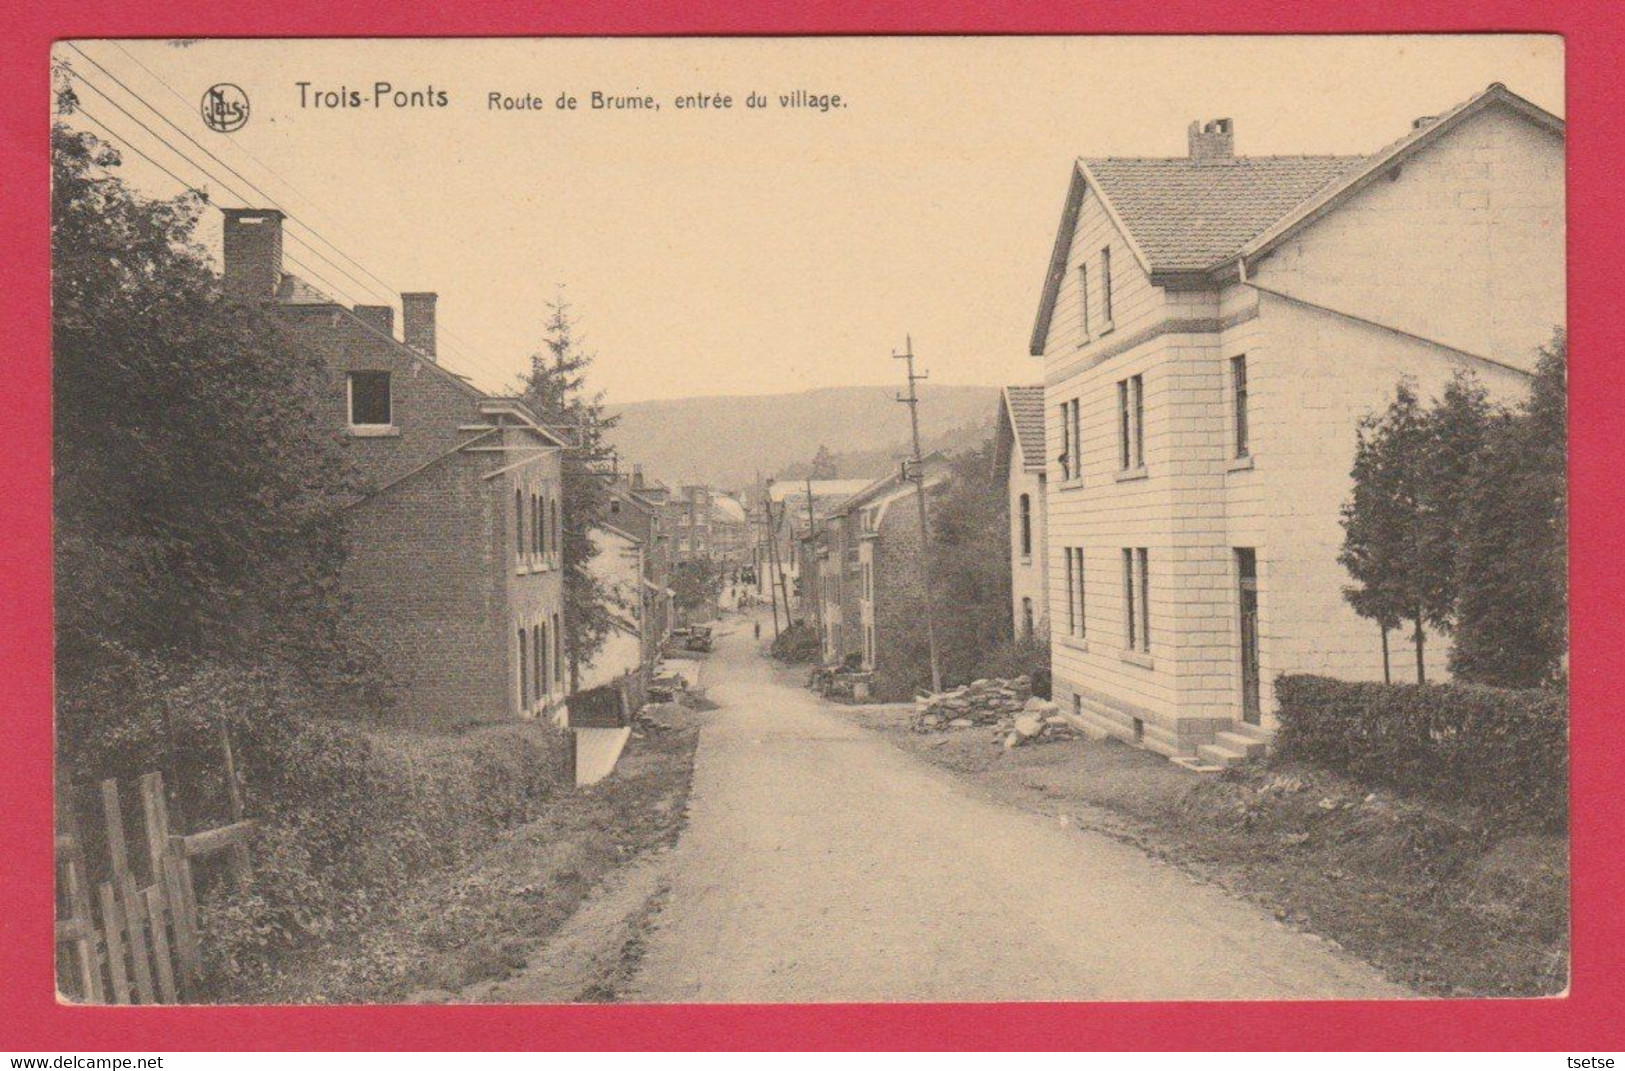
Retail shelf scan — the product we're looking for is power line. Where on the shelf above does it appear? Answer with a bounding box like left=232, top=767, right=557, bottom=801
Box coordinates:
left=64, top=46, right=507, bottom=382
left=99, top=40, right=495, bottom=365
left=69, top=99, right=489, bottom=392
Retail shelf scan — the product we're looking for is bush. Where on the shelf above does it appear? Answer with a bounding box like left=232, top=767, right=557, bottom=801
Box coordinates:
left=1274, top=675, right=1567, bottom=831
left=976, top=635, right=1052, bottom=699
left=56, top=652, right=565, bottom=994
left=770, top=620, right=821, bottom=664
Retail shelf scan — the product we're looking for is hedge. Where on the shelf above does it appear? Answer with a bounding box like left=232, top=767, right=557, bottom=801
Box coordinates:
left=57, top=656, right=567, bottom=993
left=1273, top=675, right=1567, bottom=831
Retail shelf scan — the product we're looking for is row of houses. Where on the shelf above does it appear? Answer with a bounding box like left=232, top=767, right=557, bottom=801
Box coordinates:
left=993, top=83, right=1564, bottom=765
left=218, top=208, right=684, bottom=728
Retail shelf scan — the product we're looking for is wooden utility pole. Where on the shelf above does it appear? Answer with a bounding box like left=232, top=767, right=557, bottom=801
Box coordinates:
left=895, top=335, right=943, bottom=694
left=761, top=480, right=783, bottom=638
left=769, top=498, right=794, bottom=628
left=804, top=475, right=822, bottom=637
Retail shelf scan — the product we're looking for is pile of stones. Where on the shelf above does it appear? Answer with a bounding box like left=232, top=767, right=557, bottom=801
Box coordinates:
left=911, top=675, right=1078, bottom=748
left=912, top=676, right=1033, bottom=729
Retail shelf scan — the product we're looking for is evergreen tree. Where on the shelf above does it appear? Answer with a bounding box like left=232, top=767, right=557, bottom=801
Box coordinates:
left=1451, top=331, right=1568, bottom=687
left=518, top=294, right=630, bottom=690
left=809, top=444, right=840, bottom=480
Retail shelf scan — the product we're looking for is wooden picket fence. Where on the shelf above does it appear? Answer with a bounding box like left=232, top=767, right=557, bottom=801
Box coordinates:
left=55, top=766, right=258, bottom=1004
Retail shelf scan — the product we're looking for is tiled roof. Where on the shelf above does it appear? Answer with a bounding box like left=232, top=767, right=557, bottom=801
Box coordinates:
left=1083, top=155, right=1364, bottom=273
left=1003, top=386, right=1045, bottom=471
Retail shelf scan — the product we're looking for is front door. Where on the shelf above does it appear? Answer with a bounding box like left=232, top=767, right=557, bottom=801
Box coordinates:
left=1236, top=548, right=1262, bottom=726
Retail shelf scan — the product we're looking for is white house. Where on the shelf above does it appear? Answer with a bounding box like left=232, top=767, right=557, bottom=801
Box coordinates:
left=994, top=385, right=1049, bottom=642
left=1029, top=84, right=1564, bottom=766
left=572, top=522, right=648, bottom=701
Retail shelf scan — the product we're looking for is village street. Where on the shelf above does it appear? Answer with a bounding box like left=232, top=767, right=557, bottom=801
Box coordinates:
left=617, top=612, right=1407, bottom=1002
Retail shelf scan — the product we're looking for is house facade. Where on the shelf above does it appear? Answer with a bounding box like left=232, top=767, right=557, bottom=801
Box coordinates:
left=812, top=460, right=950, bottom=673
left=995, top=386, right=1049, bottom=642
left=1029, top=85, right=1564, bottom=763
left=221, top=208, right=570, bottom=728
left=575, top=519, right=648, bottom=699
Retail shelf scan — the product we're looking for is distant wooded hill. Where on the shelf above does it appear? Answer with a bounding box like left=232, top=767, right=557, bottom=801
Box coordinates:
left=605, top=384, right=999, bottom=489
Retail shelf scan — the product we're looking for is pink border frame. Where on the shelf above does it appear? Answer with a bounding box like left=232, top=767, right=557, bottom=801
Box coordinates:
left=4, top=2, right=1621, bottom=1050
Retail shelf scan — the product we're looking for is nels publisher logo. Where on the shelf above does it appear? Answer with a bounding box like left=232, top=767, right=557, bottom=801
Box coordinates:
left=201, top=83, right=250, bottom=132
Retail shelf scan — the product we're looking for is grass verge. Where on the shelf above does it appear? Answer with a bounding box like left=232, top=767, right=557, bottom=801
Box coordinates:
left=242, top=705, right=700, bottom=1004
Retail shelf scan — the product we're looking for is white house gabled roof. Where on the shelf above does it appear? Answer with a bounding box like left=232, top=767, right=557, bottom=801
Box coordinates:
left=1029, top=83, right=1564, bottom=356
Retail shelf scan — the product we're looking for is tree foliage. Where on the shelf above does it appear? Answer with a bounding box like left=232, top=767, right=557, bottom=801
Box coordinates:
left=1339, top=373, right=1494, bottom=682
left=1451, top=332, right=1568, bottom=688
left=809, top=444, right=839, bottom=480
left=671, top=558, right=723, bottom=617
left=871, top=441, right=1046, bottom=699
left=518, top=295, right=629, bottom=688
left=1341, top=343, right=1568, bottom=690
left=52, top=120, right=364, bottom=707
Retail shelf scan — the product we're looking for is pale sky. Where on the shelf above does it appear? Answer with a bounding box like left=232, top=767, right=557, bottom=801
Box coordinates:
left=59, top=36, right=1563, bottom=403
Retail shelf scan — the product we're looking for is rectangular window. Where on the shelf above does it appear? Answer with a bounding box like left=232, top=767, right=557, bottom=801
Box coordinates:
left=347, top=371, right=392, bottom=427
left=515, top=490, right=525, bottom=558
left=1065, top=547, right=1075, bottom=635
left=1058, top=399, right=1082, bottom=481
left=518, top=628, right=529, bottom=709
left=1101, top=246, right=1114, bottom=325
left=533, top=495, right=542, bottom=556
left=1133, top=375, right=1144, bottom=467
left=1067, top=547, right=1086, bottom=638
left=1124, top=549, right=1150, bottom=650
left=1019, top=494, right=1033, bottom=558
left=554, top=613, right=563, bottom=683
left=1232, top=355, right=1250, bottom=458
left=1117, top=374, right=1145, bottom=470
left=1069, top=399, right=1082, bottom=481
left=1077, top=264, right=1090, bottom=344
left=1135, top=548, right=1151, bottom=652
left=1058, top=402, right=1071, bottom=479
left=540, top=621, right=549, bottom=696
left=532, top=624, right=543, bottom=707
left=1117, top=382, right=1131, bottom=469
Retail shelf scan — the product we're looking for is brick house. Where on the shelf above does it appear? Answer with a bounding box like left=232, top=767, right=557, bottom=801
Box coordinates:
left=994, top=385, right=1049, bottom=642
left=608, top=468, right=674, bottom=667
left=1028, top=84, right=1564, bottom=764
left=221, top=208, right=571, bottom=728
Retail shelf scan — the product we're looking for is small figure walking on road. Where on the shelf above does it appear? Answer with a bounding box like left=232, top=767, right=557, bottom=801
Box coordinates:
left=754, top=620, right=762, bottom=640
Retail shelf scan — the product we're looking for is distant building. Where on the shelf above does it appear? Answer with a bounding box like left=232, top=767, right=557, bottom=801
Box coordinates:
left=810, top=458, right=950, bottom=673
left=220, top=208, right=570, bottom=728
left=1028, top=85, right=1563, bottom=763
left=994, top=386, right=1048, bottom=642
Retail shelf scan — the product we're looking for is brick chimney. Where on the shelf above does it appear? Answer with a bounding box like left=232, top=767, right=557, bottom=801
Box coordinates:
left=353, top=305, right=394, bottom=337
left=221, top=208, right=285, bottom=301
left=401, top=292, right=437, bottom=359
left=1188, top=118, right=1235, bottom=162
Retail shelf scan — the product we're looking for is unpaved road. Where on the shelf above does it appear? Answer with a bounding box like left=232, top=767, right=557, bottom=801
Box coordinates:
left=620, top=614, right=1407, bottom=1002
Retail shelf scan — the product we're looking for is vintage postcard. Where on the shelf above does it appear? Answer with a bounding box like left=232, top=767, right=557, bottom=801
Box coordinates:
left=49, top=35, right=1566, bottom=1006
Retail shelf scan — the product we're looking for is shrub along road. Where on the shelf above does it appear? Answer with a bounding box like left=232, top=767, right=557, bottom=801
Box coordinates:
left=612, top=612, right=1403, bottom=1002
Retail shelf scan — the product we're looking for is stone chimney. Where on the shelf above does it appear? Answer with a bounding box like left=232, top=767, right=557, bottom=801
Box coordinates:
left=221, top=208, right=285, bottom=301
left=353, top=305, right=394, bottom=337
left=1187, top=118, right=1235, bottom=162
left=632, top=463, right=645, bottom=491
left=401, top=292, right=437, bottom=359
